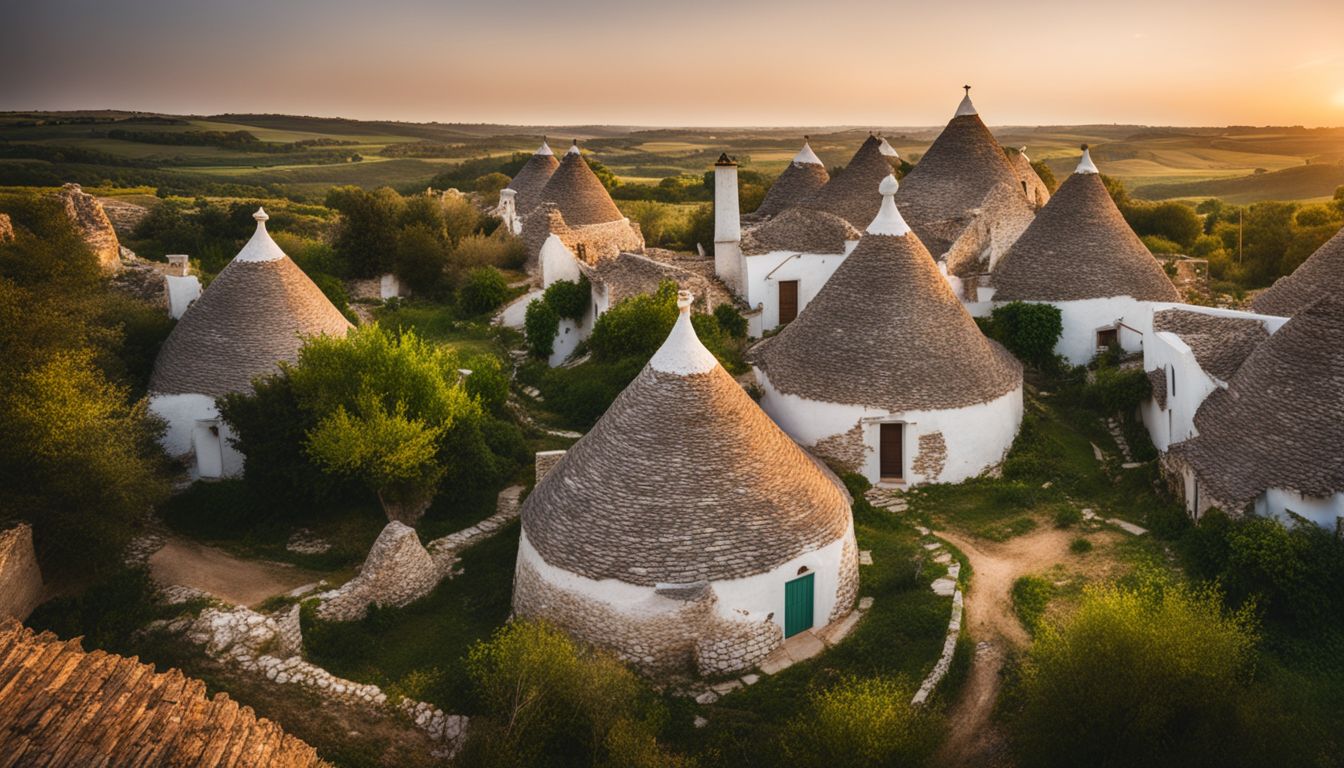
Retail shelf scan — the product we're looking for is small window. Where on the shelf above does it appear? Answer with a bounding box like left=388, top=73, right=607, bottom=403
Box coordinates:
left=1168, top=365, right=1176, bottom=399
left=1096, top=328, right=1119, bottom=349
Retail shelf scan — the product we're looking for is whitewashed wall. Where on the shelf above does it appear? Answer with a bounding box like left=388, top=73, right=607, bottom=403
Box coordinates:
left=149, top=393, right=243, bottom=480
left=741, top=244, right=857, bottom=332
left=1140, top=331, right=1217, bottom=452
left=1042, top=296, right=1153, bottom=365
left=516, top=523, right=853, bottom=636
left=497, top=288, right=543, bottom=329
left=164, top=275, right=201, bottom=319
left=1257, top=489, right=1344, bottom=530
left=755, top=370, right=1023, bottom=486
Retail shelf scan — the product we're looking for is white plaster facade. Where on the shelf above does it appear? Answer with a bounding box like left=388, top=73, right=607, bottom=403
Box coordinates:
left=755, top=370, right=1023, bottom=486
left=515, top=520, right=853, bottom=650
left=740, top=245, right=858, bottom=333
left=149, top=393, right=244, bottom=480
left=1027, top=296, right=1153, bottom=365
left=1256, top=489, right=1344, bottom=531
left=164, top=274, right=202, bottom=319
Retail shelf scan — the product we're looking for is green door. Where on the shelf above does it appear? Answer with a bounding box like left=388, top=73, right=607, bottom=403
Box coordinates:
left=784, top=573, right=815, bottom=638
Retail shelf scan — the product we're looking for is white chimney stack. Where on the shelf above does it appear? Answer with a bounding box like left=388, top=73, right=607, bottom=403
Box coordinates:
left=713, top=153, right=744, bottom=295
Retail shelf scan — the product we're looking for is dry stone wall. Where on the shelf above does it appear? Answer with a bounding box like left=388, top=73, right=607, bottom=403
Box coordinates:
left=0, top=524, right=43, bottom=620
left=314, top=522, right=439, bottom=621
left=814, top=423, right=869, bottom=473
left=912, top=432, right=948, bottom=482
left=512, top=556, right=781, bottom=676
left=829, top=536, right=860, bottom=623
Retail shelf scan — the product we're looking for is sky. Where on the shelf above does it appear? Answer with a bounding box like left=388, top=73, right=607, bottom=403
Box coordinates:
left=4, top=0, right=1344, bottom=127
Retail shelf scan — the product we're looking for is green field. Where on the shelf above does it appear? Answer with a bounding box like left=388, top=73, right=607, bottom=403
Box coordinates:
left=2, top=111, right=1342, bottom=203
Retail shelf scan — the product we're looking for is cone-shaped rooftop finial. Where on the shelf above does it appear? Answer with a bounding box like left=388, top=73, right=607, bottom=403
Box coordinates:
left=878, top=137, right=900, bottom=158
left=793, top=139, right=822, bottom=166
left=253, top=206, right=268, bottom=223
left=536, top=138, right=554, bottom=156
left=648, top=290, right=718, bottom=375
left=955, top=85, right=977, bottom=117
left=567, top=139, right=581, bottom=155
left=234, top=207, right=285, bottom=262
left=866, top=174, right=912, bottom=237
left=1076, top=143, right=1099, bottom=174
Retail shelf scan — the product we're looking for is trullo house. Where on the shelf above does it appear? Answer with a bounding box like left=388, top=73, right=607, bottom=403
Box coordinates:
left=495, top=139, right=559, bottom=235
left=989, top=146, right=1179, bottom=364
left=752, top=175, right=1024, bottom=486
left=521, top=140, right=643, bottom=273
left=148, top=208, right=351, bottom=479
left=513, top=291, right=859, bottom=675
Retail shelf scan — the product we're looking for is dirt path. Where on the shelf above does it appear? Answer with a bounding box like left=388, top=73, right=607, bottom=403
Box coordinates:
left=933, top=526, right=1100, bottom=767
left=149, top=537, right=321, bottom=608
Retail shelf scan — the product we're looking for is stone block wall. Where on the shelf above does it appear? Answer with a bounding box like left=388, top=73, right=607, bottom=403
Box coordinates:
left=315, top=522, right=439, bottom=621
left=0, top=523, right=43, bottom=620
left=912, top=432, right=948, bottom=482
left=513, top=556, right=781, bottom=676
left=829, top=535, right=860, bottom=624
left=814, top=423, right=868, bottom=474
left=535, top=450, right=566, bottom=484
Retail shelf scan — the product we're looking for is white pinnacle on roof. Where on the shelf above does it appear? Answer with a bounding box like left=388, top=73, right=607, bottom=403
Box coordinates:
left=866, top=175, right=912, bottom=237
left=536, top=140, right=554, bottom=156
left=566, top=140, right=581, bottom=156
left=793, top=140, right=823, bottom=166
left=233, top=207, right=287, bottom=263
left=1019, top=146, right=1030, bottom=160
left=955, top=85, right=977, bottom=117
left=648, top=291, right=718, bottom=375
left=1076, top=145, right=1099, bottom=174
left=878, top=137, right=900, bottom=158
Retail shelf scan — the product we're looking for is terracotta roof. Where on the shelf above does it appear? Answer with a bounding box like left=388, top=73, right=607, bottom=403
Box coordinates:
left=1252, top=224, right=1344, bottom=318
left=1153, top=308, right=1268, bottom=382
left=741, top=206, right=860, bottom=256
left=522, top=295, right=853, bottom=585
left=754, top=142, right=830, bottom=218
left=1169, top=295, right=1344, bottom=508
left=755, top=180, right=1022, bottom=412
left=506, top=142, right=560, bottom=215
left=531, top=144, right=624, bottom=226
left=801, top=135, right=893, bottom=227
left=991, top=166, right=1180, bottom=302
left=893, top=106, right=1026, bottom=256
left=149, top=211, right=351, bottom=397
left=0, top=620, right=328, bottom=767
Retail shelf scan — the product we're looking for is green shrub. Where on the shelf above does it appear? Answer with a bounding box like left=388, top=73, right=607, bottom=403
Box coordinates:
left=589, top=282, right=679, bottom=362
left=462, top=354, right=509, bottom=414
left=1084, top=366, right=1151, bottom=414
left=459, top=266, right=509, bottom=316
left=26, top=567, right=161, bottom=656
left=1054, top=506, right=1083, bottom=529
left=1012, top=575, right=1054, bottom=635
left=1070, top=537, right=1093, bottom=554
left=713, top=302, right=748, bottom=339
left=543, top=276, right=591, bottom=322
left=782, top=676, right=940, bottom=767
left=989, top=302, right=1063, bottom=369
left=524, top=299, right=561, bottom=358
left=1013, top=579, right=1260, bottom=768
left=1142, top=234, right=1185, bottom=254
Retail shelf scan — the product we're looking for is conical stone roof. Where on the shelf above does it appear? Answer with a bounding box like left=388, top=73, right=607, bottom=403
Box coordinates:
left=755, top=176, right=1022, bottom=412
left=532, top=141, right=624, bottom=226
left=506, top=140, right=560, bottom=215
left=801, top=135, right=893, bottom=227
left=1252, top=224, right=1344, bottom=317
left=521, top=292, right=853, bottom=586
left=1170, top=294, right=1344, bottom=507
left=742, top=206, right=859, bottom=255
left=894, top=91, right=1026, bottom=254
left=991, top=149, right=1179, bottom=302
left=1010, top=147, right=1051, bottom=207
left=755, top=140, right=830, bottom=218
left=149, top=209, right=352, bottom=397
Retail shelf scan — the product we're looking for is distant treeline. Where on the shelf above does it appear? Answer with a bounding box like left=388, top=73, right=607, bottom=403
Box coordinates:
left=104, top=129, right=358, bottom=153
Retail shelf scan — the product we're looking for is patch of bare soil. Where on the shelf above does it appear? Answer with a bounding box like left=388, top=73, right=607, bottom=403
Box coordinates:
left=149, top=536, right=321, bottom=607
left=933, top=526, right=1122, bottom=767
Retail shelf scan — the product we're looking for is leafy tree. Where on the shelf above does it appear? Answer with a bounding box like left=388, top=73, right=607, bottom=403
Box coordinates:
left=1013, top=579, right=1261, bottom=768
left=326, top=185, right=403, bottom=277
left=783, top=676, right=940, bottom=767
left=987, top=302, right=1063, bottom=369
left=524, top=299, right=561, bottom=358
left=543, top=277, right=590, bottom=322
left=687, top=203, right=714, bottom=255
left=1031, top=159, right=1058, bottom=193
left=588, top=282, right=680, bottom=362
left=459, top=266, right=510, bottom=316
left=394, top=223, right=450, bottom=296
left=1135, top=201, right=1202, bottom=249
left=462, top=354, right=510, bottom=415
left=439, top=194, right=482, bottom=247
left=1333, top=185, right=1344, bottom=216
left=474, top=172, right=512, bottom=199
left=713, top=302, right=748, bottom=339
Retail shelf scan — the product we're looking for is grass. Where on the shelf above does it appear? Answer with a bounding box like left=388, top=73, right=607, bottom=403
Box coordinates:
left=300, top=520, right=521, bottom=715
left=1011, top=576, right=1053, bottom=636
left=372, top=301, right=503, bottom=359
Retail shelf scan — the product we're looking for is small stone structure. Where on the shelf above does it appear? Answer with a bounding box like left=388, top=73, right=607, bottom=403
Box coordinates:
left=0, top=523, right=43, bottom=620
left=57, top=183, right=122, bottom=273
left=0, top=212, right=13, bottom=242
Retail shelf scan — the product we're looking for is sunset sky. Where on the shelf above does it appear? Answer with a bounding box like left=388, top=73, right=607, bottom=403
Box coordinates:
left=5, top=0, right=1344, bottom=127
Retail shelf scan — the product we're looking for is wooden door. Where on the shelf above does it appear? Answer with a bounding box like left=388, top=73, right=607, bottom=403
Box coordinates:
left=880, top=423, right=903, bottom=480
left=778, top=280, right=799, bottom=324
left=784, top=573, right=815, bottom=638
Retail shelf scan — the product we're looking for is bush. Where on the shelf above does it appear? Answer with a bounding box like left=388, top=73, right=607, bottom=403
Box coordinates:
left=588, top=282, right=679, bottom=362
left=1013, top=579, right=1260, bottom=768
left=394, top=222, right=450, bottom=295
left=459, top=621, right=679, bottom=768
left=528, top=357, right=646, bottom=429
left=462, top=354, right=509, bottom=415
left=524, top=299, right=561, bottom=358
left=1142, top=234, right=1184, bottom=254
left=782, top=676, right=940, bottom=767
left=459, top=267, right=509, bottom=316
left=1012, top=575, right=1053, bottom=635
left=1054, top=506, right=1083, bottom=528
left=543, top=277, right=590, bottom=322
left=1084, top=366, right=1151, bottom=414
left=713, top=303, right=748, bottom=339
left=26, top=567, right=162, bottom=656
left=1070, top=537, right=1093, bottom=554
left=988, top=302, right=1063, bottom=369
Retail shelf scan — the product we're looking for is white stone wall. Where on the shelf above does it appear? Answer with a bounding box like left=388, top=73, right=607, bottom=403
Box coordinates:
left=496, top=288, right=543, bottom=329
left=149, top=393, right=243, bottom=480
left=513, top=521, right=857, bottom=675
left=164, top=274, right=201, bottom=319
left=1257, top=489, right=1344, bottom=530
left=1047, top=296, right=1153, bottom=365
left=755, top=370, right=1023, bottom=486
left=1140, top=331, right=1217, bottom=452
left=540, top=234, right=582, bottom=287
left=741, top=244, right=857, bottom=332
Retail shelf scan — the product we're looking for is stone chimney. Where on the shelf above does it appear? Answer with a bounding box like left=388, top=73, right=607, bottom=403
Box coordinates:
left=166, top=254, right=190, bottom=277
left=713, top=153, right=744, bottom=295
